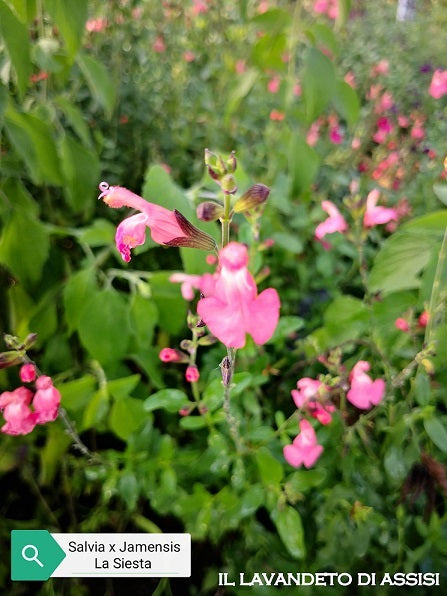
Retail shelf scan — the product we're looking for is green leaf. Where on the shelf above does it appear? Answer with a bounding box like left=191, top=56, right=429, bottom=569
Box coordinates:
left=256, top=446, right=284, bottom=486
left=302, top=47, right=336, bottom=123
left=107, top=375, right=141, bottom=401
left=424, top=417, right=447, bottom=453
left=77, top=53, right=116, bottom=119
left=58, top=375, right=96, bottom=412
left=59, top=133, right=100, bottom=213
left=45, top=0, right=87, bottom=60
left=0, top=210, right=50, bottom=284
left=0, top=82, right=8, bottom=120
left=433, top=184, right=447, bottom=207
left=251, top=32, right=287, bottom=71
left=0, top=0, right=32, bottom=97
left=118, top=472, right=139, bottom=510
left=144, top=389, right=189, bottom=414
left=323, top=295, right=369, bottom=344
left=143, top=164, right=192, bottom=215
left=333, top=80, right=360, bottom=126
left=129, top=294, right=158, bottom=348
left=78, top=219, right=115, bottom=247
left=271, top=505, right=306, bottom=559
left=415, top=371, right=431, bottom=407
left=288, top=134, right=320, bottom=197
left=269, top=316, right=305, bottom=343
left=286, top=469, right=327, bottom=492
left=150, top=272, right=188, bottom=335
left=224, top=69, right=258, bottom=125
left=5, top=0, right=36, bottom=23
left=270, top=231, right=303, bottom=254
left=78, top=289, right=131, bottom=363
left=4, top=104, right=64, bottom=185
left=63, top=268, right=97, bottom=334
left=109, top=396, right=145, bottom=441
left=251, top=8, right=291, bottom=30
left=179, top=416, right=208, bottom=430
left=55, top=96, right=93, bottom=147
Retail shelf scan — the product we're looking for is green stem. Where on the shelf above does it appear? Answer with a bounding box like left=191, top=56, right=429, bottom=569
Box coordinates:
left=221, top=194, right=232, bottom=248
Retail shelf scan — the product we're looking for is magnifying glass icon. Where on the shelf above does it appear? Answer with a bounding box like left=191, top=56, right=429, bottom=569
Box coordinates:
left=21, top=545, right=44, bottom=568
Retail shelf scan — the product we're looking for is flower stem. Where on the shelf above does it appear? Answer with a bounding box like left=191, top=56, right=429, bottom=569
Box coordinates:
left=223, top=347, right=244, bottom=452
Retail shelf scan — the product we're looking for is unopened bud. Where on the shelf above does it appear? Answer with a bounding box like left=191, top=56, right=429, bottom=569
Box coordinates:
left=159, top=348, right=188, bottom=363
left=221, top=174, right=237, bottom=195
left=0, top=350, right=23, bottom=369
left=196, top=201, right=224, bottom=222
left=24, top=333, right=38, bottom=349
left=3, top=334, right=21, bottom=350
left=220, top=356, right=232, bottom=386
left=163, top=210, right=217, bottom=252
left=180, top=339, right=194, bottom=353
left=185, top=365, right=200, bottom=383
left=205, top=149, right=226, bottom=180
left=233, top=184, right=270, bottom=213
left=187, top=311, right=199, bottom=329
left=198, top=334, right=218, bottom=346
left=226, top=151, right=237, bottom=173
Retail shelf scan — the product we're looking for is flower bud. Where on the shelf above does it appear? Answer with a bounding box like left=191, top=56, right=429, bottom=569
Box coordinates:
left=185, top=365, right=200, bottom=383
left=187, top=311, right=200, bottom=328
left=220, top=356, right=232, bottom=386
left=226, top=151, right=237, bottom=173
left=196, top=201, right=224, bottom=222
left=198, top=334, right=218, bottom=346
left=163, top=210, right=218, bottom=252
left=20, top=363, right=37, bottom=383
left=0, top=351, right=23, bottom=369
left=204, top=149, right=226, bottom=180
left=159, top=348, right=188, bottom=363
left=179, top=339, right=194, bottom=353
left=233, top=184, right=270, bottom=213
left=24, top=333, right=38, bottom=350
left=221, top=174, right=238, bottom=195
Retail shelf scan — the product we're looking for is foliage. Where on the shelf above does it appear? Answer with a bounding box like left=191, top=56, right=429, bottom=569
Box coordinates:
left=1, top=1, right=447, bottom=594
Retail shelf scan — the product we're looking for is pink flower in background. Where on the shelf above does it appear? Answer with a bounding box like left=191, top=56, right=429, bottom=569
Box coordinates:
left=315, top=200, right=348, bottom=241
left=283, top=419, right=324, bottom=468
left=291, top=378, right=335, bottom=425
left=371, top=59, right=389, bottom=77
left=20, top=363, right=36, bottom=383
left=363, top=189, right=398, bottom=227
left=418, top=311, right=430, bottom=328
left=313, top=0, right=338, bottom=19
left=33, top=376, right=61, bottom=423
left=269, top=110, right=285, bottom=121
left=428, top=69, right=447, bottom=99
left=398, top=115, right=410, bottom=127
left=267, top=76, right=280, bottom=94
left=197, top=243, right=280, bottom=348
left=152, top=35, right=166, bottom=53
left=351, top=137, right=361, bottom=150
left=375, top=91, right=394, bottom=113
left=344, top=71, right=356, bottom=88
left=0, top=387, right=36, bottom=435
left=185, top=366, right=200, bottom=383
left=183, top=51, right=196, bottom=63
left=191, top=0, right=208, bottom=15
left=99, top=182, right=215, bottom=261
left=395, top=317, right=410, bottom=332
left=411, top=120, right=425, bottom=140
left=85, top=18, right=107, bottom=33
left=329, top=124, right=343, bottom=144
left=258, top=1, right=269, bottom=14
left=169, top=272, right=202, bottom=300
left=372, top=117, right=393, bottom=144
left=235, top=60, right=246, bottom=74
left=306, top=121, right=320, bottom=146
left=347, top=361, right=385, bottom=410
left=293, top=82, right=302, bottom=96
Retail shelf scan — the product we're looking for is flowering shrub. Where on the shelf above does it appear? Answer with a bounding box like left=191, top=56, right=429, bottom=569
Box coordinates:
left=1, top=1, right=447, bottom=593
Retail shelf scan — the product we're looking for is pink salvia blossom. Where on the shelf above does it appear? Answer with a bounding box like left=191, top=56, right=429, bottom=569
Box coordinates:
left=185, top=366, right=200, bottom=383
left=363, top=189, right=398, bottom=228
left=429, top=69, right=447, bottom=99
left=159, top=348, right=185, bottom=363
left=0, top=387, right=36, bottom=435
left=291, top=378, right=335, bottom=425
left=20, top=363, right=36, bottom=383
left=346, top=361, right=385, bottom=410
left=197, top=243, right=280, bottom=349
left=395, top=318, right=410, bottom=332
left=33, top=376, right=61, bottom=423
left=283, top=419, right=323, bottom=468
left=169, top=273, right=202, bottom=301
left=315, top=200, right=348, bottom=241
left=267, top=76, right=280, bottom=94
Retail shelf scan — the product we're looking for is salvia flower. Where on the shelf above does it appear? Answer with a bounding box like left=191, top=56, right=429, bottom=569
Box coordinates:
left=197, top=242, right=280, bottom=348
left=185, top=365, right=200, bottom=383
left=363, top=189, right=398, bottom=228
left=429, top=69, right=447, bottom=99
left=0, top=387, right=36, bottom=435
left=315, top=200, right=348, bottom=241
left=283, top=419, right=324, bottom=468
left=346, top=361, right=385, bottom=410
left=20, top=363, right=37, bottom=383
left=291, top=378, right=335, bottom=425
left=159, top=348, right=188, bottom=363
left=169, top=273, right=202, bottom=301
left=33, top=376, right=61, bottom=423
left=99, top=182, right=217, bottom=261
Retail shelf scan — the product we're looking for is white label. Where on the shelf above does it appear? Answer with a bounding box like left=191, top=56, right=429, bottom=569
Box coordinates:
left=51, top=533, right=190, bottom=577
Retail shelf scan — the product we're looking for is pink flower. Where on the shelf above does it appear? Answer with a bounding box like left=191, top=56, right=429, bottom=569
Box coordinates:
left=293, top=82, right=302, bottom=96
left=152, top=35, right=166, bottom=53
left=395, top=317, right=410, bottom=332
left=269, top=110, right=285, bottom=121
left=235, top=60, right=246, bottom=74
left=0, top=387, right=36, bottom=435
left=33, top=376, right=61, bottom=423
left=283, top=419, right=323, bottom=468
left=346, top=361, right=385, bottom=410
left=99, top=182, right=216, bottom=261
left=363, top=189, right=398, bottom=228
left=351, top=137, right=361, bottom=150
left=291, top=378, right=335, bottom=425
left=191, top=0, right=208, bottom=15
left=159, top=348, right=186, bottom=363
left=185, top=366, right=200, bottom=383
left=372, top=117, right=393, bottom=143
left=20, top=363, right=36, bottom=383
left=398, top=115, right=410, bottom=127
left=183, top=51, right=196, bottom=63
left=371, top=59, right=389, bottom=77
left=315, top=200, right=348, bottom=241
left=306, top=121, right=320, bottom=146
left=411, top=122, right=425, bottom=140
left=429, top=69, right=447, bottom=99
left=197, top=243, right=280, bottom=349
left=85, top=18, right=107, bottom=33
left=344, top=71, right=356, bottom=88
left=418, top=311, right=430, bottom=328
left=169, top=272, right=202, bottom=300
left=329, top=125, right=343, bottom=144
left=267, top=76, right=280, bottom=94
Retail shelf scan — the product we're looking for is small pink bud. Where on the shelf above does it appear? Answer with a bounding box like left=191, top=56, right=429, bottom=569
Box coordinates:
left=395, top=318, right=410, bottom=332
left=185, top=366, right=200, bottom=383
left=418, top=311, right=430, bottom=328
left=20, top=363, right=37, bottom=383
left=159, top=348, right=186, bottom=363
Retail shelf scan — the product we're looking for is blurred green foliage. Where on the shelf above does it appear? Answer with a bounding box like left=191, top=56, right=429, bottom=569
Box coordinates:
left=1, top=1, right=447, bottom=594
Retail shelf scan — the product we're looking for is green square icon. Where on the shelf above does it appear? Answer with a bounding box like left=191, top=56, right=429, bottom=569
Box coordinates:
left=11, top=530, right=66, bottom=581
